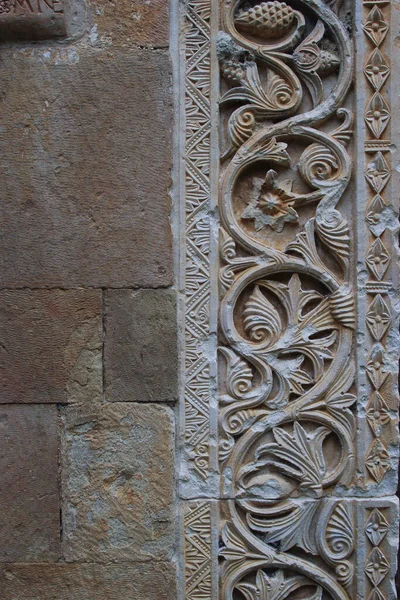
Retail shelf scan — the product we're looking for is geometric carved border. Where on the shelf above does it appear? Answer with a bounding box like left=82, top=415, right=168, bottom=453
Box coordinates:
left=179, top=0, right=399, bottom=598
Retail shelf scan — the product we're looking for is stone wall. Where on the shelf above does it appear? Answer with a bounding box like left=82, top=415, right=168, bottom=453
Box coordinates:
left=0, top=1, right=177, bottom=597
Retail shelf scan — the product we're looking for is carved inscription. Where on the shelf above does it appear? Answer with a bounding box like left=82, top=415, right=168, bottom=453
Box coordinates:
left=0, top=0, right=65, bottom=40
left=0, top=0, right=63, bottom=14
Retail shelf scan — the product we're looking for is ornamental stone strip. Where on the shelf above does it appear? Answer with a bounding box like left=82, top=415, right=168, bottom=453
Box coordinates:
left=178, top=0, right=399, bottom=598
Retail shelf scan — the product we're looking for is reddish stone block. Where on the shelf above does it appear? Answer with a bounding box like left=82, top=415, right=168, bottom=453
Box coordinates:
left=0, top=290, right=102, bottom=404
left=0, top=562, right=176, bottom=599
left=0, top=50, right=172, bottom=288
left=88, top=0, right=170, bottom=48
left=0, top=405, right=60, bottom=561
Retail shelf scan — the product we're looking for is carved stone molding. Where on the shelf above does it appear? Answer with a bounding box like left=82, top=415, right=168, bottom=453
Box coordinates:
left=178, top=0, right=399, bottom=598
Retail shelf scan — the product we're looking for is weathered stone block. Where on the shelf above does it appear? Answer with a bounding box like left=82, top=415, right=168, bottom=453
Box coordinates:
left=105, top=289, right=177, bottom=403
left=0, top=49, right=172, bottom=288
left=61, top=402, right=175, bottom=562
left=0, top=405, right=60, bottom=561
left=0, top=290, right=102, bottom=404
left=88, top=0, right=169, bottom=48
left=0, top=562, right=176, bottom=599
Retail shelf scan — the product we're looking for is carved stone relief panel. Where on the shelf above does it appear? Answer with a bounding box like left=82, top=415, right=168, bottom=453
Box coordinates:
left=178, top=0, right=399, bottom=598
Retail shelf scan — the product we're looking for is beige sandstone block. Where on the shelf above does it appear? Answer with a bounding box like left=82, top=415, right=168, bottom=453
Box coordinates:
left=61, top=402, right=175, bottom=562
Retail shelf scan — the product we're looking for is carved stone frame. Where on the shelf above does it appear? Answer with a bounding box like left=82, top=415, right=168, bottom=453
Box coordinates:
left=176, top=0, right=399, bottom=598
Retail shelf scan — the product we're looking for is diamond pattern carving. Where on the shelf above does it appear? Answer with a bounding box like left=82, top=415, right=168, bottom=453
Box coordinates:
left=365, top=547, right=390, bottom=586
left=365, top=439, right=391, bottom=483
left=365, top=93, right=390, bottom=138
left=365, top=152, right=391, bottom=193
left=366, top=238, right=390, bottom=280
left=365, top=509, right=390, bottom=545
left=363, top=7, right=389, bottom=46
left=366, top=294, right=391, bottom=340
left=366, top=392, right=390, bottom=437
left=364, top=49, right=390, bottom=91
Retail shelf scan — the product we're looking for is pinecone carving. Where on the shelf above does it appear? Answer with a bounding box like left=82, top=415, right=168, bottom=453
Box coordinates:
left=235, top=1, right=295, bottom=38
left=318, top=49, right=340, bottom=75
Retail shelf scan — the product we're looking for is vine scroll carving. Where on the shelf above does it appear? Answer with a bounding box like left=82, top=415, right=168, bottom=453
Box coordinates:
left=178, top=0, right=399, bottom=598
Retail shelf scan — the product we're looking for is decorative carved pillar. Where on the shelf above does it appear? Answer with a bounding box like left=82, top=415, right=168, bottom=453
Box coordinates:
left=177, top=0, right=399, bottom=598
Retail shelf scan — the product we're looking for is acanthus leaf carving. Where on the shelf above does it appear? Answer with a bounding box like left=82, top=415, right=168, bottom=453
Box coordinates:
left=243, top=499, right=319, bottom=553
left=182, top=0, right=398, bottom=597
left=236, top=569, right=323, bottom=600
left=254, top=422, right=330, bottom=493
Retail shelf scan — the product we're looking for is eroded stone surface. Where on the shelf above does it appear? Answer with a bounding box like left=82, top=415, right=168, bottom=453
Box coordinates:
left=0, top=562, right=176, bottom=599
left=0, top=49, right=172, bottom=288
left=0, top=290, right=102, bottom=404
left=88, top=0, right=169, bottom=48
left=105, top=289, right=178, bottom=403
left=61, top=402, right=175, bottom=562
left=0, top=405, right=60, bottom=561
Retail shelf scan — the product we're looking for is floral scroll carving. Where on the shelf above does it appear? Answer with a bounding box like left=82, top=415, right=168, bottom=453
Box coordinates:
left=216, top=0, right=359, bottom=597
left=213, top=0, right=397, bottom=599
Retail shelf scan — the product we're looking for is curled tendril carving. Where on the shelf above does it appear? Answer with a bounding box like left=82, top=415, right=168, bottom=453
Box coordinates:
left=218, top=0, right=355, bottom=598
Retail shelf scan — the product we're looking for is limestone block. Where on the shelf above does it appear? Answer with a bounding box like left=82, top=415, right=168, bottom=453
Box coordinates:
left=105, top=289, right=178, bottom=403
left=0, top=562, right=176, bottom=599
left=61, top=402, right=175, bottom=562
left=0, top=290, right=102, bottom=404
left=0, top=405, right=60, bottom=561
left=88, top=0, right=169, bottom=48
left=0, top=49, right=172, bottom=288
